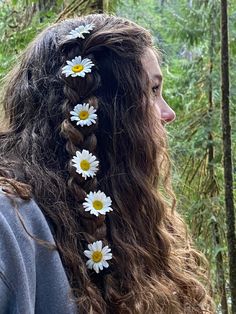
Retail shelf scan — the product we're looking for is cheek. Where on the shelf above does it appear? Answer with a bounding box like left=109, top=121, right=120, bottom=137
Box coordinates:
left=150, top=97, right=162, bottom=118
left=155, top=104, right=162, bottom=117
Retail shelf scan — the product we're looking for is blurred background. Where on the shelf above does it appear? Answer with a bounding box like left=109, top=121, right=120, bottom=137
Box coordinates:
left=0, top=0, right=235, bottom=313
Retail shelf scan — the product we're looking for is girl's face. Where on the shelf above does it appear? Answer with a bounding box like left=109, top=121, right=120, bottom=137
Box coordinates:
left=142, top=48, right=176, bottom=124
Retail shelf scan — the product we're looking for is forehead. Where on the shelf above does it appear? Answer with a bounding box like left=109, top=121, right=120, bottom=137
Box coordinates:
left=142, top=48, right=162, bottom=82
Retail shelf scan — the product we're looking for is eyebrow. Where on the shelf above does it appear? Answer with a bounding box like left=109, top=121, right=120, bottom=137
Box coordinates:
left=152, top=74, right=163, bottom=82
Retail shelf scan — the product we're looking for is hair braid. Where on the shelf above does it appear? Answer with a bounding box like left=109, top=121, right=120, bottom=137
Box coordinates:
left=60, top=42, right=108, bottom=245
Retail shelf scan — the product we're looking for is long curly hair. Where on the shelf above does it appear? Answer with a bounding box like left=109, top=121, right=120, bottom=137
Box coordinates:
left=0, top=14, right=214, bottom=313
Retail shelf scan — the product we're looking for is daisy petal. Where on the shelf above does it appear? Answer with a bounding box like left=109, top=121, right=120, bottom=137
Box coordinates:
left=62, top=56, right=94, bottom=78
left=82, top=190, right=113, bottom=216
left=66, top=23, right=95, bottom=40
left=84, top=241, right=112, bottom=273
left=72, top=149, right=99, bottom=180
left=70, top=103, right=97, bottom=127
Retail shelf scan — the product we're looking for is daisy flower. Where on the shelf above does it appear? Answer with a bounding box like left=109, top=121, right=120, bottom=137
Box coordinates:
left=72, top=149, right=99, bottom=179
left=84, top=240, right=112, bottom=273
left=62, top=56, right=94, bottom=78
left=70, top=103, right=97, bottom=127
left=66, top=23, right=95, bottom=40
left=83, top=190, right=113, bottom=217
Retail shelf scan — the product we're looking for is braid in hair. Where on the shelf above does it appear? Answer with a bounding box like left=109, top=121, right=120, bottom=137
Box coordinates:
left=60, top=36, right=109, bottom=256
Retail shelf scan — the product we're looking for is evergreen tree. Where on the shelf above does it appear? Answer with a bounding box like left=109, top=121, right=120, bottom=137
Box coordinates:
left=221, top=0, right=236, bottom=312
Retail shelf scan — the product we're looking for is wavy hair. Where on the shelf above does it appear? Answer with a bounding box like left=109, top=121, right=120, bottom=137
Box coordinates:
left=0, top=14, right=214, bottom=313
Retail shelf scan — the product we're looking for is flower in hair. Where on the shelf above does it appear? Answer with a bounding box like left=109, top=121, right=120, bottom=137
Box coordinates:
left=62, top=56, right=94, bottom=78
left=83, top=191, right=113, bottom=217
left=70, top=103, right=97, bottom=127
left=84, top=240, right=112, bottom=273
left=66, top=23, right=95, bottom=40
left=72, top=149, right=99, bottom=179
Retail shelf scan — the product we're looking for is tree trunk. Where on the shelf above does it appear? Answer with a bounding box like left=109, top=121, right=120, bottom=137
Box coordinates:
left=208, top=4, right=228, bottom=313
left=212, top=221, right=228, bottom=314
left=221, top=0, right=236, bottom=312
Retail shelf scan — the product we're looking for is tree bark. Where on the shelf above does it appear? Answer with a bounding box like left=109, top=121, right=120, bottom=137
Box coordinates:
left=221, top=0, right=236, bottom=312
left=212, top=221, right=228, bottom=314
left=208, top=4, right=228, bottom=313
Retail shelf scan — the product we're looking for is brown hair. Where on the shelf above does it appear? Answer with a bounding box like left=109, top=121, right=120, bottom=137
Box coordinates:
left=0, top=14, right=214, bottom=313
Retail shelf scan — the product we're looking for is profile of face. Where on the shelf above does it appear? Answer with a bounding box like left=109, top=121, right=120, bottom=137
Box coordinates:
left=142, top=48, right=176, bottom=124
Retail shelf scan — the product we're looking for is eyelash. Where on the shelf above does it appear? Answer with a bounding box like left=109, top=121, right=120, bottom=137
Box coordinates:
left=152, top=85, right=160, bottom=94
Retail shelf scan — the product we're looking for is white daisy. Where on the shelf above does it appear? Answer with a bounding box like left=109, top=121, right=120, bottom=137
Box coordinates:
left=84, top=240, right=112, bottom=273
left=62, top=56, right=94, bottom=78
left=70, top=103, right=97, bottom=127
left=66, top=23, right=95, bottom=40
left=72, top=149, right=99, bottom=179
left=83, top=190, right=113, bottom=217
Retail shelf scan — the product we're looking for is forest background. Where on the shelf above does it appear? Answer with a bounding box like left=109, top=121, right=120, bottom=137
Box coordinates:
left=0, top=0, right=235, bottom=313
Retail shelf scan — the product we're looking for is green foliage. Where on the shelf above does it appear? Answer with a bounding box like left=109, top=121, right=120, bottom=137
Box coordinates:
left=0, top=0, right=58, bottom=80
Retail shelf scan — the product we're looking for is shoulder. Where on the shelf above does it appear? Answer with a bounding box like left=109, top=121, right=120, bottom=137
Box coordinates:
left=0, top=188, right=54, bottom=242
left=0, top=190, right=42, bottom=312
left=0, top=188, right=56, bottom=277
left=0, top=189, right=76, bottom=313
left=0, top=189, right=57, bottom=277
left=0, top=187, right=45, bottom=224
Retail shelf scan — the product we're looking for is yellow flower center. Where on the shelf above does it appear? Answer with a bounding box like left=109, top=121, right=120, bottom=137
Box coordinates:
left=92, top=251, right=103, bottom=263
left=79, top=110, right=89, bottom=120
left=72, top=64, right=84, bottom=73
left=80, top=160, right=90, bottom=171
left=93, top=200, right=103, bottom=211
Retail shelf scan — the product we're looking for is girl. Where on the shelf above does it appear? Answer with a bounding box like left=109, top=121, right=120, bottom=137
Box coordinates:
left=0, top=14, right=214, bottom=313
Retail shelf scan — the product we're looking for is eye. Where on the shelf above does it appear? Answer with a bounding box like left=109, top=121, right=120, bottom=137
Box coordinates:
left=152, top=85, right=160, bottom=94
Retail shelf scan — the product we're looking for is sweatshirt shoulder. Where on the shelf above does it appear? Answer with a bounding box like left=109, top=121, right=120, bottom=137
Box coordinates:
left=0, top=189, right=56, bottom=250
left=0, top=189, right=43, bottom=218
left=0, top=191, right=41, bottom=312
left=0, top=190, right=76, bottom=314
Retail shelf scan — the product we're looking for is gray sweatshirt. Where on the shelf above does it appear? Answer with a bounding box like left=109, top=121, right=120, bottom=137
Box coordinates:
left=0, top=189, right=76, bottom=314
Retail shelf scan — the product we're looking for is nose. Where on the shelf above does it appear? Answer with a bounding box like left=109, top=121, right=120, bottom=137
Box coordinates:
left=159, top=98, right=176, bottom=123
